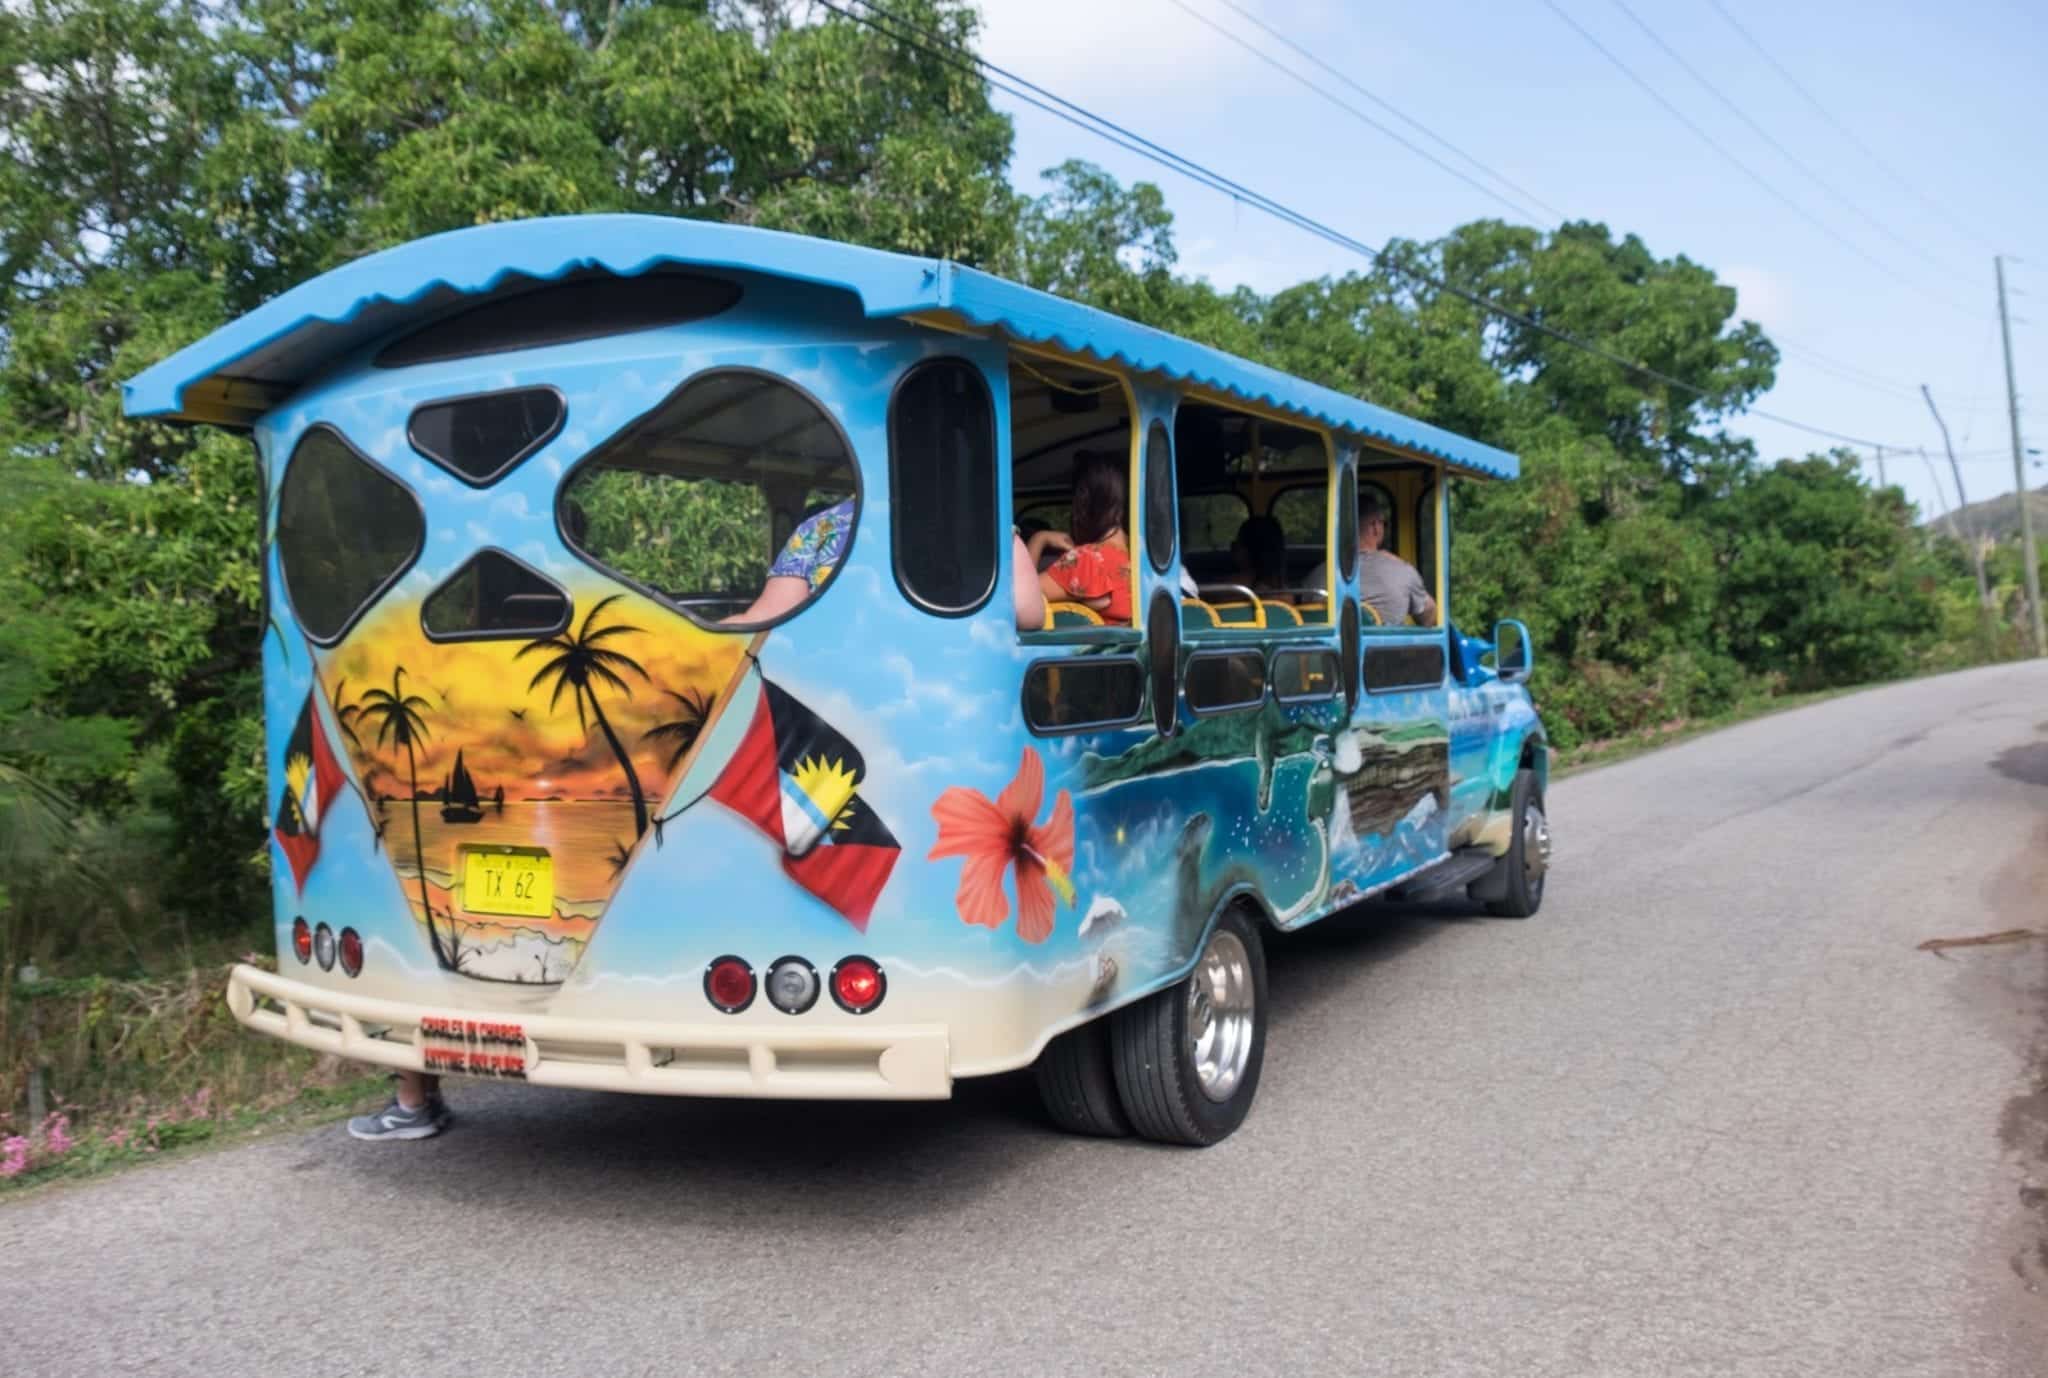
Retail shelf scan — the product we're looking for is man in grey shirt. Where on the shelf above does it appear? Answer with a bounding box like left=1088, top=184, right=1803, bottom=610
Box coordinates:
left=1308, top=489, right=1438, bottom=627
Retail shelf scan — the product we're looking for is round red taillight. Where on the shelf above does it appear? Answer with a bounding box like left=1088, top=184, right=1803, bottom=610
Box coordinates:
left=704, top=956, right=756, bottom=1014
left=830, top=956, right=885, bottom=1015
left=291, top=917, right=312, bottom=965
left=338, top=927, right=363, bottom=978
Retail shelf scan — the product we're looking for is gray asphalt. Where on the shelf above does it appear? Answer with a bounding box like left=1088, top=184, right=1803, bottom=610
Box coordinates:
left=7, top=662, right=2048, bottom=1377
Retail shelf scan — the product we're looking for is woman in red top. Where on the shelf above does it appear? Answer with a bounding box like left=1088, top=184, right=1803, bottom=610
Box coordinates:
left=1029, top=451, right=1133, bottom=625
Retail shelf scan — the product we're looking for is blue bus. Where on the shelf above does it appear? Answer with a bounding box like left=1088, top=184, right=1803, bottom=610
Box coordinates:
left=124, top=214, right=1550, bottom=1145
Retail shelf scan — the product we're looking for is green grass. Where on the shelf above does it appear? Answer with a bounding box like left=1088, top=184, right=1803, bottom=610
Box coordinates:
left=2, top=959, right=388, bottom=1193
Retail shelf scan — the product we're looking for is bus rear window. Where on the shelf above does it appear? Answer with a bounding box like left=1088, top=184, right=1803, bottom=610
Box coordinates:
left=408, top=387, right=564, bottom=486
left=559, top=370, right=857, bottom=628
left=377, top=272, right=740, bottom=368
left=275, top=426, right=423, bottom=643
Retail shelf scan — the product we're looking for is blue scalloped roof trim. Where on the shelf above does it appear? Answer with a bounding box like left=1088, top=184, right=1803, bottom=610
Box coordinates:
left=122, top=213, right=1517, bottom=479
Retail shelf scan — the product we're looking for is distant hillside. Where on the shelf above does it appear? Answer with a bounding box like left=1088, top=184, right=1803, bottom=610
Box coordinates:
left=1927, top=482, right=2048, bottom=543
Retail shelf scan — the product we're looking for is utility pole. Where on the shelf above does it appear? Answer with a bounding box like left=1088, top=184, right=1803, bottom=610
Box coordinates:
left=1925, top=378, right=1990, bottom=651
left=1996, top=256, right=2045, bottom=657
left=1922, top=386, right=1994, bottom=649
left=1919, top=448, right=1962, bottom=543
left=1874, top=444, right=1887, bottom=488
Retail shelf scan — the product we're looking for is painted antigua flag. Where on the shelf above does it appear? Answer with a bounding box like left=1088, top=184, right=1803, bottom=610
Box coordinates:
left=708, top=679, right=900, bottom=929
left=274, top=693, right=348, bottom=893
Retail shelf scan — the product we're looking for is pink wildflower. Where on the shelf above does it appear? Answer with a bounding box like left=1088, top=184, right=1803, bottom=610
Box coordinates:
left=43, top=1115, right=73, bottom=1156
left=1, top=1136, right=28, bottom=1179
left=104, top=1129, right=129, bottom=1151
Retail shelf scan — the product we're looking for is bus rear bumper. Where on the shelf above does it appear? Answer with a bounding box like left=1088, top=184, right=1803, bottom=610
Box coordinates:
left=225, top=964, right=953, bottom=1101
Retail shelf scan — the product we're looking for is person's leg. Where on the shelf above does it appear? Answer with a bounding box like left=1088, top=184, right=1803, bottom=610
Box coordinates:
left=395, top=1070, right=437, bottom=1110
left=348, top=1069, right=448, bottom=1141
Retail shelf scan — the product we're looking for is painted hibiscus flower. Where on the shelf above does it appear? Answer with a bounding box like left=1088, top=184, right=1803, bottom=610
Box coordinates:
left=929, top=747, right=1076, bottom=943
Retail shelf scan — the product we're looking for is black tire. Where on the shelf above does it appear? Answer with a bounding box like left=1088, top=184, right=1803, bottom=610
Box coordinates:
left=1033, top=1018, right=1131, bottom=1137
left=1110, top=905, right=1267, bottom=1146
left=1484, top=769, right=1547, bottom=919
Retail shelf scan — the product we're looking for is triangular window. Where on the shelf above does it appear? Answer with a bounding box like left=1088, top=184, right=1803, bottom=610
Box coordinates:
left=408, top=387, right=565, bottom=486
left=421, top=551, right=570, bottom=641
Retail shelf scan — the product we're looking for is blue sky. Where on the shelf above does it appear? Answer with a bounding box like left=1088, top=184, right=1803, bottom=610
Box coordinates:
left=974, top=0, right=2047, bottom=521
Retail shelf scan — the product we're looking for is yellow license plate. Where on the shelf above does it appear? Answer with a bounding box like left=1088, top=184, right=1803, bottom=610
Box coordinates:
left=462, top=848, right=553, bottom=919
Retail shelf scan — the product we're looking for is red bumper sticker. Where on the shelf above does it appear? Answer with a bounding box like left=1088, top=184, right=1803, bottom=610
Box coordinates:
left=421, top=1015, right=528, bottom=1079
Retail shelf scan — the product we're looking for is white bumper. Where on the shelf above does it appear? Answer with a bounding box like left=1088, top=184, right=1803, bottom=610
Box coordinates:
left=226, top=964, right=953, bottom=1100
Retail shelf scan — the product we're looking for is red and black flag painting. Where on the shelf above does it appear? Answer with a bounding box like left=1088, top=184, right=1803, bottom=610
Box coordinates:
left=708, top=679, right=900, bottom=930
left=274, top=693, right=348, bottom=894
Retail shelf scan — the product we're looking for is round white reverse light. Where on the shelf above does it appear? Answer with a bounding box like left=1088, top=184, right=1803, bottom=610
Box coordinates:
left=764, top=956, right=820, bottom=1015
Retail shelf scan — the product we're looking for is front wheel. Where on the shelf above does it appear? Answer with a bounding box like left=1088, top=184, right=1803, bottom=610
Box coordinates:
left=1482, top=768, right=1549, bottom=919
left=1109, top=906, right=1267, bottom=1146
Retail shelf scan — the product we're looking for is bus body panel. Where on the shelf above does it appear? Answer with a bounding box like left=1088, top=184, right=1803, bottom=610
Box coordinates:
left=182, top=230, right=1548, bottom=1092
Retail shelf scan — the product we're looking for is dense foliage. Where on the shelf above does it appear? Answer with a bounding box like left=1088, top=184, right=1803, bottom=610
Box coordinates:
left=0, top=0, right=2036, bottom=974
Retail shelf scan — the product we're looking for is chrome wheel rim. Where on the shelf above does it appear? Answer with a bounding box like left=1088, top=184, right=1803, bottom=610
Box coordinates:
left=1187, top=928, right=1256, bottom=1103
left=1524, top=804, right=1550, bottom=896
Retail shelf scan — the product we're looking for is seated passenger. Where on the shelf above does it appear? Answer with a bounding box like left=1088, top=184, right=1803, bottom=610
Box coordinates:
left=1231, top=515, right=1290, bottom=600
left=1308, top=489, right=1437, bottom=627
left=1030, top=451, right=1132, bottom=625
left=729, top=496, right=1046, bottom=630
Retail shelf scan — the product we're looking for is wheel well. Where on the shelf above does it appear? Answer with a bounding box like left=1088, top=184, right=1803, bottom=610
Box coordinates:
left=1519, top=735, right=1549, bottom=798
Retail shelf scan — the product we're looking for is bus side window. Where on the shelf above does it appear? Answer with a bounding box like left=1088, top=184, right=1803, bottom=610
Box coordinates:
left=1023, top=657, right=1145, bottom=733
left=890, top=360, right=998, bottom=615
left=1185, top=650, right=1266, bottom=715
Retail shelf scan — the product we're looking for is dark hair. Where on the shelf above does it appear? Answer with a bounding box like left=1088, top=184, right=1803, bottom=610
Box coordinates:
left=1069, top=450, right=1127, bottom=547
left=1233, top=515, right=1287, bottom=585
left=1358, top=489, right=1389, bottom=524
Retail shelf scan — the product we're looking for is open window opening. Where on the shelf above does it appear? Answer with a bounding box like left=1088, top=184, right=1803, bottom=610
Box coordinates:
left=1172, top=401, right=1330, bottom=630
left=1348, top=453, right=1443, bottom=631
left=1009, top=356, right=1136, bottom=631
left=558, top=369, right=858, bottom=629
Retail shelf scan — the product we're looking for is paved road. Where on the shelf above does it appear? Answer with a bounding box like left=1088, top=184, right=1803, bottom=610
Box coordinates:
left=7, top=663, right=2048, bottom=1377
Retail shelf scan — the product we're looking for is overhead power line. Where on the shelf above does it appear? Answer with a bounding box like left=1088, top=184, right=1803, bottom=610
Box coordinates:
left=827, top=0, right=1911, bottom=452
left=1703, top=0, right=2006, bottom=259
left=1166, top=0, right=1550, bottom=225
left=1191, top=0, right=1569, bottom=225
left=1605, top=0, right=1959, bottom=278
left=1540, top=0, right=1981, bottom=323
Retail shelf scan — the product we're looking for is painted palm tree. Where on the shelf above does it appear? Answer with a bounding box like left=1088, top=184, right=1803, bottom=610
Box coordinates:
left=518, top=593, right=651, bottom=837
left=642, top=687, right=712, bottom=772
left=354, top=668, right=451, bottom=969
left=328, top=677, right=365, bottom=755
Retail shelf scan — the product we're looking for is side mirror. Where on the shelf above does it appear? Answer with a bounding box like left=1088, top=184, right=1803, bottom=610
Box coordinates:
left=1493, top=619, right=1533, bottom=683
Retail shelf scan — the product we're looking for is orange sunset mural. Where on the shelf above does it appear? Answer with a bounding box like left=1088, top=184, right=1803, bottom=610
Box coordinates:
left=311, top=580, right=750, bottom=985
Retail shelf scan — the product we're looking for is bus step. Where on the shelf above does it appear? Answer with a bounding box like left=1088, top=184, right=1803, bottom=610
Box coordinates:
left=1391, top=848, right=1499, bottom=901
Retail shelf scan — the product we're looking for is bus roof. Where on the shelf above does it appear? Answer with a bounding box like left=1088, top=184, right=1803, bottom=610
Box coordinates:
left=121, top=213, right=1518, bottom=480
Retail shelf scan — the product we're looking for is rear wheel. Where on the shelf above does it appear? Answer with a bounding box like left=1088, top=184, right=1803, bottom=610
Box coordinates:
left=1033, top=1018, right=1131, bottom=1137
left=1483, top=768, right=1548, bottom=919
left=1110, top=906, right=1267, bottom=1146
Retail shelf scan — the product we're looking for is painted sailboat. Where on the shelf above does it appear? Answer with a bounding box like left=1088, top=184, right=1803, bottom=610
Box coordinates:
left=441, top=748, right=486, bottom=824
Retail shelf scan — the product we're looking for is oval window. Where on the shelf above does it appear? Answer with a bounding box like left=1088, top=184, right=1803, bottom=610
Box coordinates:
left=1147, top=587, right=1180, bottom=737
left=409, top=387, right=565, bottom=486
left=1144, top=420, right=1175, bottom=573
left=377, top=273, right=741, bottom=368
left=1336, top=462, right=1358, bottom=577
left=890, top=360, right=997, bottom=614
left=276, top=427, right=424, bottom=644
left=559, top=370, right=858, bottom=629
left=1340, top=599, right=1361, bottom=711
